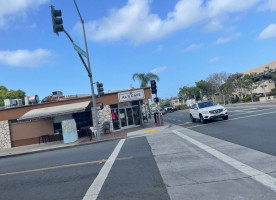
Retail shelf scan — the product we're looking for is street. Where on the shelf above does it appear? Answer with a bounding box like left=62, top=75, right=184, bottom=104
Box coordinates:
left=164, top=102, right=276, bottom=156
left=0, top=138, right=169, bottom=200
left=1, top=102, right=276, bottom=199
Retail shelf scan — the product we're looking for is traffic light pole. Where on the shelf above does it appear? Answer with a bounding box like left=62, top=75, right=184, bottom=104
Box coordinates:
left=73, top=0, right=101, bottom=140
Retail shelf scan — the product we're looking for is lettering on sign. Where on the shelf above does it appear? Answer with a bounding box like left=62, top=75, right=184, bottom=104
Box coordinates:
left=118, top=89, right=145, bottom=103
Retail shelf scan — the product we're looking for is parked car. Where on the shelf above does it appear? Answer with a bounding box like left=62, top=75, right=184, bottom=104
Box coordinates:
left=164, top=106, right=174, bottom=113
left=253, top=93, right=264, bottom=98
left=189, top=101, right=228, bottom=124
left=159, top=108, right=166, bottom=115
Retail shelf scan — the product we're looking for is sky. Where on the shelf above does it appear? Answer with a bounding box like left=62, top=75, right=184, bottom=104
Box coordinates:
left=1, top=0, right=276, bottom=100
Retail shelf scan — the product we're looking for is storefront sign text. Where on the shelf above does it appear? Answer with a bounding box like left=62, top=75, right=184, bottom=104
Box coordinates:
left=118, top=89, right=145, bottom=103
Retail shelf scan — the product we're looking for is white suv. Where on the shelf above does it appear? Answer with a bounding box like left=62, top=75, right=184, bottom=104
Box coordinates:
left=189, top=101, right=228, bottom=124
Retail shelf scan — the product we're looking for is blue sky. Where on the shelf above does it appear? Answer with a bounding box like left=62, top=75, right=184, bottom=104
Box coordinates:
left=1, top=0, right=276, bottom=100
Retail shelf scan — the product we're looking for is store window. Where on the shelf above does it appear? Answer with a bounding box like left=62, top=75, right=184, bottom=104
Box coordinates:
left=111, top=104, right=120, bottom=130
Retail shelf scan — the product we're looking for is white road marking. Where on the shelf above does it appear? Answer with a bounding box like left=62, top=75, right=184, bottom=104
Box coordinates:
left=187, top=110, right=276, bottom=129
left=82, top=139, right=126, bottom=200
left=172, top=130, right=276, bottom=192
left=172, top=119, right=176, bottom=121
left=178, top=120, right=182, bottom=122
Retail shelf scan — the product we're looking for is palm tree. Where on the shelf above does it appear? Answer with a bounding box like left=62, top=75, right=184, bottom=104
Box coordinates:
left=132, top=72, right=160, bottom=88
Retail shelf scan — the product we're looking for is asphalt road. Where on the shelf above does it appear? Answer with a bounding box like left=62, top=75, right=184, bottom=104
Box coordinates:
left=163, top=102, right=276, bottom=156
left=0, top=137, right=169, bottom=200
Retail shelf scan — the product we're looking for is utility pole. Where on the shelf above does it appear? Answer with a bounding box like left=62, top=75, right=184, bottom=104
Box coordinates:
left=73, top=0, right=101, bottom=140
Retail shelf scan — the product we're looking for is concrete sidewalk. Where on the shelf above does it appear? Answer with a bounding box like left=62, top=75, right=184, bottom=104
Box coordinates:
left=146, top=124, right=276, bottom=200
left=0, top=118, right=159, bottom=159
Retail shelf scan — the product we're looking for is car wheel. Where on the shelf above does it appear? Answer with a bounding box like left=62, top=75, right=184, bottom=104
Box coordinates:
left=190, top=114, right=195, bottom=122
left=200, top=114, right=206, bottom=124
left=222, top=116, right=228, bottom=120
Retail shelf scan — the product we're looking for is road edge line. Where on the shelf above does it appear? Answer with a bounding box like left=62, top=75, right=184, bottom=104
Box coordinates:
left=82, top=139, right=126, bottom=200
left=172, top=130, right=276, bottom=192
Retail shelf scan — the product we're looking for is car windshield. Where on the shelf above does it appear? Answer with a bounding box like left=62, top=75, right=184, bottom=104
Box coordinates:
left=198, top=101, right=217, bottom=109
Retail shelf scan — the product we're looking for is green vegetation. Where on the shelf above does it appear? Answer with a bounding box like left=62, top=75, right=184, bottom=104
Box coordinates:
left=132, top=72, right=160, bottom=88
left=0, top=86, right=26, bottom=106
left=178, top=66, right=276, bottom=104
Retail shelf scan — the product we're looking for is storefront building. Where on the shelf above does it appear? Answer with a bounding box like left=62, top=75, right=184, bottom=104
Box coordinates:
left=0, top=87, right=151, bottom=149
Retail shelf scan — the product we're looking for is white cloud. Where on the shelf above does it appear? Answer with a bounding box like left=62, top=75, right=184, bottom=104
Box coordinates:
left=74, top=0, right=259, bottom=45
left=215, top=32, right=241, bottom=45
left=0, top=49, right=52, bottom=67
left=0, top=0, right=49, bottom=29
left=258, top=0, right=276, bottom=11
left=208, top=56, right=220, bottom=63
left=151, top=66, right=168, bottom=74
left=183, top=43, right=202, bottom=52
left=258, top=24, right=276, bottom=39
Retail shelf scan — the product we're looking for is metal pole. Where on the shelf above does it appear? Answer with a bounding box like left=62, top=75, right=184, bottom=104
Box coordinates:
left=73, top=0, right=101, bottom=140
left=156, top=94, right=161, bottom=125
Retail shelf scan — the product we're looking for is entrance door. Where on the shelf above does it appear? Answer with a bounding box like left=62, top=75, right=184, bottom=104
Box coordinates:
left=119, top=108, right=127, bottom=127
left=126, top=107, right=134, bottom=126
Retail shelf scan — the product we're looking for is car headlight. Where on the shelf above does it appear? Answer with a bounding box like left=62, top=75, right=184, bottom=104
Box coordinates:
left=202, top=111, right=209, bottom=114
left=223, top=108, right=227, bottom=112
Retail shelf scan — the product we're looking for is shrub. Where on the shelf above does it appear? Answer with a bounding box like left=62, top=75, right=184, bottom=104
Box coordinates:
left=231, top=96, right=239, bottom=104
left=242, top=95, right=252, bottom=102
left=175, top=105, right=189, bottom=110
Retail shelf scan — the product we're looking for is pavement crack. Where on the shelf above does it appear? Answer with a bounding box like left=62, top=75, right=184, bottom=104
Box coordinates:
left=168, top=175, right=251, bottom=187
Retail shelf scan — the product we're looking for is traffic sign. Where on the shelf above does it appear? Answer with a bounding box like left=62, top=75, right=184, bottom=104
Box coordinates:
left=73, top=42, right=87, bottom=58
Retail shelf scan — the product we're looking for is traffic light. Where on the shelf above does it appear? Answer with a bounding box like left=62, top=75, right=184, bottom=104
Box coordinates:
left=100, top=103, right=104, bottom=110
left=97, top=82, right=104, bottom=97
left=150, top=80, right=157, bottom=94
left=153, top=97, right=159, bottom=103
left=50, top=5, right=64, bottom=36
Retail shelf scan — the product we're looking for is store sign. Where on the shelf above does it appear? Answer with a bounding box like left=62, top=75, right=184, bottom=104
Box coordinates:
left=118, top=89, right=145, bottom=103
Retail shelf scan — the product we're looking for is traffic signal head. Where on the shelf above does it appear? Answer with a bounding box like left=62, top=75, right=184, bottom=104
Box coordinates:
left=50, top=5, right=64, bottom=36
left=150, top=80, right=157, bottom=94
left=97, top=82, right=104, bottom=97
left=153, top=97, right=159, bottom=103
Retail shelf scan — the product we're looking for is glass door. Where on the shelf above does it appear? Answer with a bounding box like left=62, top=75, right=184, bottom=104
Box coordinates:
left=119, top=108, right=127, bottom=127
left=126, top=107, right=134, bottom=126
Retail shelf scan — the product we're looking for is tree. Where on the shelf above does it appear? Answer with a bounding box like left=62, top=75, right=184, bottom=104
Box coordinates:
left=132, top=72, right=160, bottom=88
left=206, top=72, right=229, bottom=93
left=0, top=86, right=26, bottom=106
left=243, top=73, right=259, bottom=102
left=195, top=80, right=215, bottom=100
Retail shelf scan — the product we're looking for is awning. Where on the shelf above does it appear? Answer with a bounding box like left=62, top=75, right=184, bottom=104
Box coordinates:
left=18, top=101, right=91, bottom=120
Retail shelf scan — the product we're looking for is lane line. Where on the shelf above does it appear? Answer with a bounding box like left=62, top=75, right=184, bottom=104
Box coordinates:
left=82, top=139, right=126, bottom=200
left=0, top=156, right=133, bottom=177
left=187, top=110, right=276, bottom=129
left=172, top=130, right=276, bottom=192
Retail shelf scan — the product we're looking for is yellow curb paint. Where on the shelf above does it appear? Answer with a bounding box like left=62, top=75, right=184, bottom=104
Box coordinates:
left=144, top=129, right=159, bottom=133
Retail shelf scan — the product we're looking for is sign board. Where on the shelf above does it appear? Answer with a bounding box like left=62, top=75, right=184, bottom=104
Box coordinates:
left=118, top=89, right=145, bottom=103
left=62, top=119, right=78, bottom=143
left=73, top=42, right=87, bottom=58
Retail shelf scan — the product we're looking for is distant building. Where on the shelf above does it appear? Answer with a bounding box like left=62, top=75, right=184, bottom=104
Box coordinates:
left=242, top=60, right=276, bottom=94
left=171, top=98, right=185, bottom=108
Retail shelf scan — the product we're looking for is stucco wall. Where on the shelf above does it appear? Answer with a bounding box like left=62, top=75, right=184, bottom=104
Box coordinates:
left=0, top=120, right=11, bottom=149
left=10, top=119, right=54, bottom=147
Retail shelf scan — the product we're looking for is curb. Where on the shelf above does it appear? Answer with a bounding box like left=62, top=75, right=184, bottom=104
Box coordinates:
left=0, top=123, right=158, bottom=159
left=0, top=136, right=126, bottom=159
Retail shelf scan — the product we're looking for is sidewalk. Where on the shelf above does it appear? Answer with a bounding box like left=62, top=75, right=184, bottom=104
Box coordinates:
left=0, top=118, right=158, bottom=159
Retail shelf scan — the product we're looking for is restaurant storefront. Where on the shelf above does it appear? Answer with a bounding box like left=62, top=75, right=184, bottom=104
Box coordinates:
left=0, top=87, right=151, bottom=148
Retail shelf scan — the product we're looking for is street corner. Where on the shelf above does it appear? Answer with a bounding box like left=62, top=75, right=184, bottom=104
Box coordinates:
left=144, top=129, right=159, bottom=133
